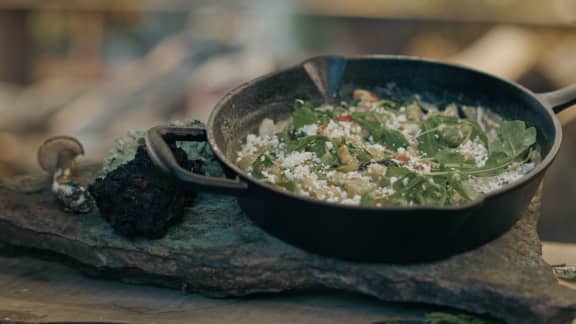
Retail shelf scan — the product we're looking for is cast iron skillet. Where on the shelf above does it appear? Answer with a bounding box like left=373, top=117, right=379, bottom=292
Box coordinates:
left=145, top=55, right=576, bottom=263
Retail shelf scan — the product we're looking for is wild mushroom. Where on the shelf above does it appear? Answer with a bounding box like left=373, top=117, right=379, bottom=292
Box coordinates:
left=37, top=136, right=94, bottom=213
left=38, top=136, right=84, bottom=182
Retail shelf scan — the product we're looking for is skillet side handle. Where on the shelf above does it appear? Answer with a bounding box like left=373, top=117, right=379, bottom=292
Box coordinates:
left=536, top=84, right=576, bottom=114
left=145, top=125, right=248, bottom=196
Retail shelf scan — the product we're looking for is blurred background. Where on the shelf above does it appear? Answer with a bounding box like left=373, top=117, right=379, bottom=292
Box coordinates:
left=0, top=0, right=575, bottom=242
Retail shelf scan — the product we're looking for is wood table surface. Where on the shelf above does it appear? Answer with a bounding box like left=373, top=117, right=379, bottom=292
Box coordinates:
left=0, top=241, right=573, bottom=324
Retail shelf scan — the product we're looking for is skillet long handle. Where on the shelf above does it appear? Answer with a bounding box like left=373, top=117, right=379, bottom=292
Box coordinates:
left=145, top=125, right=248, bottom=196
left=536, top=84, right=576, bottom=114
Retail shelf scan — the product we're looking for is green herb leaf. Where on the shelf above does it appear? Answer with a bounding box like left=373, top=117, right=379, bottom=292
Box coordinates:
left=418, top=115, right=458, bottom=156
left=360, top=193, right=376, bottom=206
left=434, top=150, right=476, bottom=170
left=376, top=129, right=409, bottom=151
left=483, top=151, right=509, bottom=169
left=385, top=165, right=412, bottom=178
left=402, top=95, right=419, bottom=107
left=389, top=173, right=448, bottom=206
left=439, top=123, right=471, bottom=147
left=351, top=111, right=382, bottom=130
left=286, top=135, right=340, bottom=168
left=292, top=99, right=317, bottom=129
left=351, top=112, right=408, bottom=150
left=447, top=175, right=479, bottom=201
left=466, top=120, right=489, bottom=148
left=347, top=143, right=372, bottom=162
left=292, top=99, right=336, bottom=129
left=251, top=154, right=274, bottom=178
left=380, top=99, right=399, bottom=109
left=490, top=120, right=537, bottom=159
left=418, top=115, right=488, bottom=157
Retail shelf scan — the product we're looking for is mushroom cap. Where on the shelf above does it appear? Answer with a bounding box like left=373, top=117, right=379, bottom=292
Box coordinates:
left=37, top=136, right=84, bottom=174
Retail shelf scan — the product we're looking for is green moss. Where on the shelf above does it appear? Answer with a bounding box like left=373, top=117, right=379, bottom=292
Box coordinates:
left=99, top=119, right=223, bottom=177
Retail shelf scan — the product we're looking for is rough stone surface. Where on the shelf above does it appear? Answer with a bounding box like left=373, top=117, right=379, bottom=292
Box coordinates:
left=0, top=164, right=575, bottom=324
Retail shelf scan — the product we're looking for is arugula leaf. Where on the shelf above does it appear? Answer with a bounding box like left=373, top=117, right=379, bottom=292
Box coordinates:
left=418, top=115, right=456, bottom=156
left=319, top=149, right=341, bottom=168
left=439, top=123, right=471, bottom=147
left=433, top=150, right=476, bottom=170
left=292, top=99, right=317, bottom=129
left=443, top=120, right=537, bottom=177
left=351, top=112, right=409, bottom=150
left=483, top=151, right=509, bottom=169
left=351, top=111, right=381, bottom=129
left=389, top=173, right=448, bottom=206
left=315, top=109, right=335, bottom=125
left=385, top=165, right=412, bottom=178
left=376, top=129, right=409, bottom=151
left=466, top=120, right=489, bottom=148
left=347, top=143, right=372, bottom=162
left=490, top=120, right=536, bottom=158
left=402, top=95, right=419, bottom=107
left=292, top=136, right=330, bottom=156
left=292, top=99, right=336, bottom=129
left=418, top=115, right=488, bottom=157
left=286, top=135, right=340, bottom=168
left=251, top=154, right=274, bottom=178
left=360, top=193, right=376, bottom=207
left=333, top=106, right=349, bottom=115
left=449, top=177, right=479, bottom=201
left=380, top=99, right=400, bottom=110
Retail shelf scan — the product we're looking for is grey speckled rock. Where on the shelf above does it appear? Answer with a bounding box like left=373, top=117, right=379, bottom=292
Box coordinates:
left=0, top=164, right=575, bottom=324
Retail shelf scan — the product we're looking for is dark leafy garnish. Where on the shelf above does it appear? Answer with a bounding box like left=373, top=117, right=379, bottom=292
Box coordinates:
left=490, top=120, right=536, bottom=158
left=286, top=135, right=340, bottom=168
left=347, top=143, right=372, bottom=162
left=418, top=115, right=488, bottom=157
left=351, top=112, right=409, bottom=150
left=292, top=100, right=317, bottom=129
left=430, top=120, right=536, bottom=177
left=251, top=154, right=274, bottom=178
left=360, top=193, right=375, bottom=206
left=394, top=173, right=447, bottom=206
left=380, top=99, right=399, bottom=110
left=292, top=99, right=334, bottom=129
left=433, top=150, right=476, bottom=170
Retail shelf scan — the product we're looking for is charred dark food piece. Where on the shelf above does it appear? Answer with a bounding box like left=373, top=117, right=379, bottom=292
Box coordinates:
left=89, top=145, right=201, bottom=238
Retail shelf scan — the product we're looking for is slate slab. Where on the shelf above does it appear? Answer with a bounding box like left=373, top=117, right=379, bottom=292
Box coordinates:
left=0, top=164, right=575, bottom=323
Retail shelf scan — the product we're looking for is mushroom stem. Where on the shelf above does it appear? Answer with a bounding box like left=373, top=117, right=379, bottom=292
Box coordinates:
left=54, top=151, right=78, bottom=184
left=37, top=136, right=94, bottom=213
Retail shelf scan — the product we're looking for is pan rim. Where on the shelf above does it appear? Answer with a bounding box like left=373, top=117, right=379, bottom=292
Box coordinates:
left=206, top=54, right=562, bottom=212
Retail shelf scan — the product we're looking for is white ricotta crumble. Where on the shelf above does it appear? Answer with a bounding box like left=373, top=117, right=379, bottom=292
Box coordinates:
left=457, top=138, right=489, bottom=167
left=280, top=151, right=314, bottom=168
left=299, top=124, right=318, bottom=136
left=467, top=162, right=535, bottom=193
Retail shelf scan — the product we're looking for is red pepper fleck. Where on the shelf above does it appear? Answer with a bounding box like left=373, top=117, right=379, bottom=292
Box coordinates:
left=337, top=115, right=352, bottom=122
left=396, top=155, right=410, bottom=163
left=415, top=164, right=425, bottom=171
left=319, top=124, right=327, bottom=131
